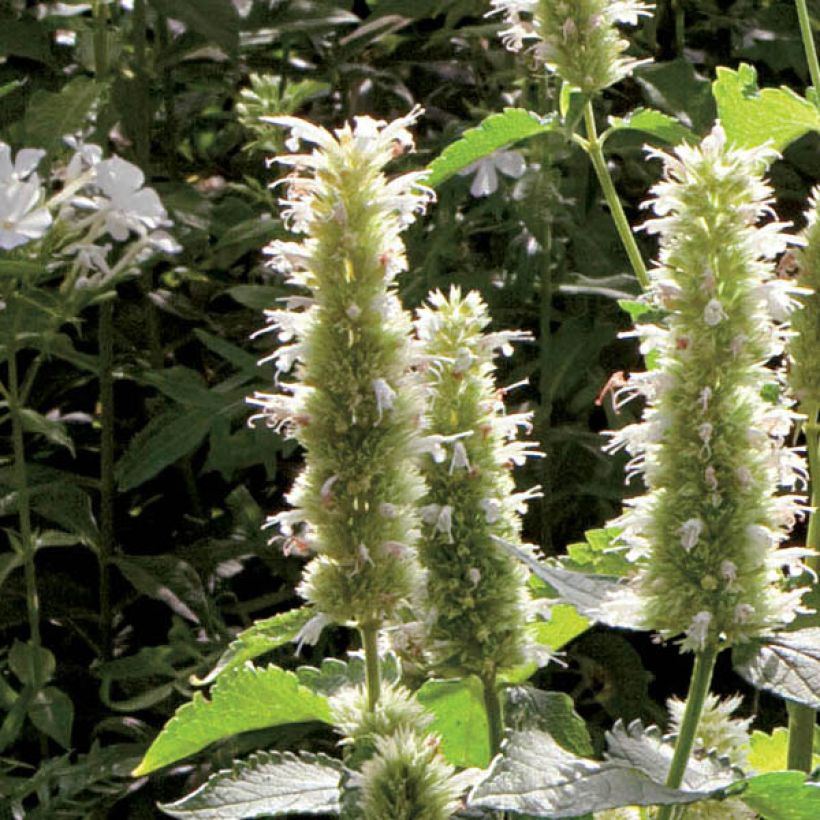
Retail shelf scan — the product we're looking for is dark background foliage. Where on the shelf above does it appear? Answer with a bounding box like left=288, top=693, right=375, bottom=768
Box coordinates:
left=0, top=0, right=817, bottom=815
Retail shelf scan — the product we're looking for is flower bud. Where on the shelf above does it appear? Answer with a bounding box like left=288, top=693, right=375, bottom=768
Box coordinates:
left=605, top=125, right=809, bottom=650
left=414, top=288, right=539, bottom=677
left=249, top=110, right=434, bottom=628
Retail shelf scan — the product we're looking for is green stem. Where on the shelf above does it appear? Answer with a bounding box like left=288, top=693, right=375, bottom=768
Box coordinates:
left=656, top=646, right=719, bottom=820
left=8, top=333, right=41, bottom=653
left=672, top=0, right=685, bottom=56
left=361, top=623, right=381, bottom=711
left=98, top=300, right=115, bottom=659
left=787, top=401, right=819, bottom=771
left=481, top=670, right=504, bottom=757
left=92, top=0, right=110, bottom=79
left=582, top=100, right=650, bottom=290
left=796, top=0, right=820, bottom=95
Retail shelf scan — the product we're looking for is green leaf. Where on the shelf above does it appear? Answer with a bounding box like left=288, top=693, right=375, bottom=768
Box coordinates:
left=713, top=64, right=820, bottom=152
left=0, top=551, right=23, bottom=588
left=20, top=409, right=75, bottom=456
left=468, top=728, right=718, bottom=817
left=0, top=20, right=55, bottom=65
left=504, top=687, right=593, bottom=757
left=562, top=526, right=633, bottom=577
left=226, top=284, right=285, bottom=311
left=194, top=329, right=258, bottom=375
left=159, top=750, right=343, bottom=818
left=28, top=686, right=73, bottom=749
left=426, top=109, right=558, bottom=188
left=115, top=405, right=214, bottom=491
left=150, top=0, right=240, bottom=55
left=23, top=76, right=104, bottom=152
left=634, top=59, right=715, bottom=133
left=608, top=108, right=697, bottom=145
left=731, top=771, right=820, bottom=820
left=9, top=640, right=55, bottom=688
left=527, top=605, right=590, bottom=653
left=733, top=628, right=820, bottom=708
left=416, top=676, right=489, bottom=769
left=193, top=608, right=313, bottom=685
left=747, top=727, right=791, bottom=773
left=133, top=664, right=332, bottom=776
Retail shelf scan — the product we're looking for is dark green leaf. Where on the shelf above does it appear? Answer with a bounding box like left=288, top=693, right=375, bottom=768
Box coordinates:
left=28, top=686, right=73, bottom=749
left=23, top=76, right=104, bottom=152
left=159, top=750, right=343, bottom=818
left=426, top=109, right=558, bottom=188
left=504, top=687, right=592, bottom=757
left=9, top=640, right=55, bottom=688
left=20, top=408, right=75, bottom=456
left=733, top=629, right=820, bottom=708
left=150, top=0, right=240, bottom=55
left=634, top=59, right=715, bottom=133
left=133, top=665, right=332, bottom=776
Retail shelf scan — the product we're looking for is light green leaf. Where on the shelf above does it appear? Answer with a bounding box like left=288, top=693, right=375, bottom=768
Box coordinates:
left=528, top=605, right=590, bottom=653
left=713, top=64, right=820, bottom=152
left=733, top=628, right=820, bottom=708
left=504, top=687, right=592, bottom=757
left=417, top=676, right=489, bottom=769
left=115, top=406, right=214, bottom=491
left=193, top=608, right=313, bottom=685
left=133, top=665, right=332, bottom=776
left=731, top=771, right=820, bottom=820
left=28, top=686, right=73, bottom=749
left=159, top=750, right=343, bottom=818
left=468, top=728, right=717, bottom=817
left=23, top=76, right=104, bottom=151
left=608, top=108, right=697, bottom=145
left=747, top=727, right=790, bottom=773
left=426, top=109, right=558, bottom=188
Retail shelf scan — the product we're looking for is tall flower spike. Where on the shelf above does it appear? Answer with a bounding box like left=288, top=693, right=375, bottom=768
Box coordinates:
left=249, top=110, right=433, bottom=630
left=788, top=187, right=820, bottom=406
left=489, top=1, right=653, bottom=94
left=603, top=125, right=810, bottom=650
left=414, top=288, right=539, bottom=678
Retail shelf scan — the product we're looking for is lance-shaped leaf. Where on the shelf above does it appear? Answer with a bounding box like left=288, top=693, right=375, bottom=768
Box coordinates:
left=426, top=109, right=558, bottom=188
left=713, top=64, right=820, bottom=152
left=494, top=536, right=645, bottom=630
left=159, top=750, right=344, bottom=819
left=468, top=728, right=717, bottom=817
left=733, top=628, right=820, bottom=708
left=193, top=608, right=313, bottom=685
left=133, top=665, right=332, bottom=776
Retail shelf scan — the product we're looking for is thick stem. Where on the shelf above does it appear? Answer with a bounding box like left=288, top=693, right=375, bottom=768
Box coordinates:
left=796, top=0, right=820, bottom=95
left=360, top=623, right=381, bottom=711
left=481, top=670, right=504, bottom=757
left=582, top=101, right=650, bottom=290
left=98, top=300, right=115, bottom=659
left=656, top=647, right=719, bottom=820
left=8, top=336, right=41, bottom=652
left=787, top=402, right=819, bottom=771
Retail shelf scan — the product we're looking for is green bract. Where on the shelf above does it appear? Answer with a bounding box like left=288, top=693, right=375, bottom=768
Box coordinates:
left=414, top=288, right=539, bottom=678
left=788, top=188, right=820, bottom=406
left=249, top=110, right=433, bottom=630
left=604, top=126, right=810, bottom=651
left=490, top=0, right=653, bottom=94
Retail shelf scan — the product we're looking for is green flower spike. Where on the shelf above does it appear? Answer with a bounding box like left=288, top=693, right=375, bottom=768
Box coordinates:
left=413, top=288, right=540, bottom=680
left=489, top=0, right=654, bottom=94
left=249, top=110, right=434, bottom=634
left=603, top=125, right=811, bottom=652
left=788, top=187, right=820, bottom=406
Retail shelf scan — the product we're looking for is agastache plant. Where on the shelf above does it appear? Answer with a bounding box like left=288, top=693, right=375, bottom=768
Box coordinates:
left=604, top=124, right=811, bottom=808
left=414, top=288, right=541, bottom=753
left=249, top=110, right=434, bottom=709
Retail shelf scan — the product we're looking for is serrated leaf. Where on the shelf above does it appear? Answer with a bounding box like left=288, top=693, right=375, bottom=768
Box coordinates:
left=28, top=686, right=73, bottom=749
left=426, top=109, right=558, bottom=188
left=23, top=76, right=104, bottom=151
left=608, top=108, right=697, bottom=145
left=133, top=664, right=333, bottom=775
left=730, top=771, right=820, bottom=820
left=527, top=604, right=590, bottom=653
left=193, top=608, right=313, bottom=685
left=733, top=629, right=820, bottom=708
left=747, top=727, right=791, bottom=773
left=505, top=687, right=592, bottom=757
left=468, top=729, right=716, bottom=817
left=713, top=64, right=820, bottom=152
left=159, top=750, right=343, bottom=818
left=115, top=405, right=214, bottom=491
left=417, top=676, right=490, bottom=769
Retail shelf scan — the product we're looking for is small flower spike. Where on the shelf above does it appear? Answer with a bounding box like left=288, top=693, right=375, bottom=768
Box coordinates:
left=489, top=0, right=653, bottom=94
left=604, top=125, right=810, bottom=651
left=249, top=110, right=434, bottom=630
left=414, top=287, right=540, bottom=678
